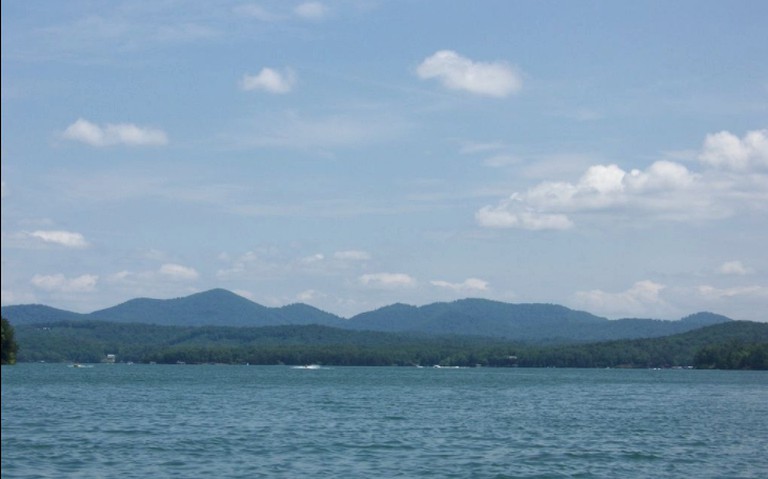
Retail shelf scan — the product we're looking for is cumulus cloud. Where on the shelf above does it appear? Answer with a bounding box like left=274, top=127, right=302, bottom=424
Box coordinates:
left=334, top=250, right=371, bottom=261
left=294, top=2, right=327, bottom=20
left=573, top=280, right=668, bottom=317
left=159, top=263, right=199, bottom=281
left=417, top=50, right=522, bottom=97
left=240, top=68, right=295, bottom=94
left=476, top=160, right=702, bottom=230
left=476, top=129, right=768, bottom=231
left=31, top=273, right=98, bottom=293
left=430, top=278, right=489, bottom=292
left=62, top=118, right=168, bottom=147
left=699, top=129, right=768, bottom=171
left=718, top=261, right=751, bottom=276
left=359, top=273, right=416, bottom=288
left=30, top=230, right=89, bottom=248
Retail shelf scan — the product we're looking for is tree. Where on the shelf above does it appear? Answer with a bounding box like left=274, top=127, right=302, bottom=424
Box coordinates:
left=1, top=317, right=20, bottom=365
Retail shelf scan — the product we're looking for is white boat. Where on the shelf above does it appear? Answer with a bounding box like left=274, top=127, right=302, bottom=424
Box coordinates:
left=292, top=364, right=321, bottom=369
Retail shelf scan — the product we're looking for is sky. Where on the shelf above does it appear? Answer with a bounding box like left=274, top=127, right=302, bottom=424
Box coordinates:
left=2, top=1, right=767, bottom=322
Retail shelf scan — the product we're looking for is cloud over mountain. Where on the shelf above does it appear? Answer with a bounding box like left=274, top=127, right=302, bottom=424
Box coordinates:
left=359, top=273, right=417, bottom=289
left=31, top=273, right=98, bottom=293
left=476, top=129, right=767, bottom=230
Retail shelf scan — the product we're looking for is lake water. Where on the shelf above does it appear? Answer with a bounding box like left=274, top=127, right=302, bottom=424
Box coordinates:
left=2, top=364, right=767, bottom=478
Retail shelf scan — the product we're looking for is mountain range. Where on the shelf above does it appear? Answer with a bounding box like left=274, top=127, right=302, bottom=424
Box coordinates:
left=2, top=288, right=735, bottom=343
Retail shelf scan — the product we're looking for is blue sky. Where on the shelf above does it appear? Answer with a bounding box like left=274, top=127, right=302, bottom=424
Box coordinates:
left=2, top=0, right=767, bottom=321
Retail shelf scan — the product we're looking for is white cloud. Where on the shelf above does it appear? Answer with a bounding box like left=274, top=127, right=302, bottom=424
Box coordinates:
left=573, top=280, right=668, bottom=318
left=476, top=160, right=703, bottom=230
left=30, top=230, right=89, bottom=248
left=301, top=253, right=325, bottom=264
left=297, top=289, right=326, bottom=302
left=696, top=284, right=768, bottom=300
left=109, top=263, right=199, bottom=286
left=475, top=203, right=574, bottom=230
left=159, top=263, right=199, bottom=281
left=718, top=261, right=751, bottom=276
left=334, top=250, right=371, bottom=261
left=31, top=273, right=98, bottom=293
left=62, top=118, right=168, bottom=147
left=294, top=2, right=328, bottom=20
left=699, top=129, right=768, bottom=171
left=430, top=277, right=489, bottom=292
left=240, top=68, right=295, bottom=94
left=477, top=129, right=768, bottom=231
left=359, top=273, right=416, bottom=288
left=417, top=50, right=522, bottom=97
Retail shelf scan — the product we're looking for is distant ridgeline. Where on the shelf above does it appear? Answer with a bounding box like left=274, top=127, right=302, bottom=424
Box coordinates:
left=2, top=288, right=733, bottom=340
left=4, top=289, right=766, bottom=369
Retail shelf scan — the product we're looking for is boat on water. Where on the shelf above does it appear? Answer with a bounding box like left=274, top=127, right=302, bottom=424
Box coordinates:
left=69, top=363, right=93, bottom=368
left=292, top=364, right=321, bottom=369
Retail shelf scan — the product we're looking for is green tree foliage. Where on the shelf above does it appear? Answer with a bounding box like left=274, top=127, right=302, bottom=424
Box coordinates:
left=1, top=317, right=20, bottom=365
left=694, top=341, right=768, bottom=370
left=12, top=318, right=768, bottom=369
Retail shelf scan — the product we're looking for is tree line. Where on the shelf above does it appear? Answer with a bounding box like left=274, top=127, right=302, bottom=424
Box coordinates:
left=6, top=317, right=768, bottom=369
left=1, top=317, right=20, bottom=365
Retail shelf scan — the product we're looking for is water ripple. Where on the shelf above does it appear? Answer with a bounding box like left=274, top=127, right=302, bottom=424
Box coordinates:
left=3, top=365, right=767, bottom=478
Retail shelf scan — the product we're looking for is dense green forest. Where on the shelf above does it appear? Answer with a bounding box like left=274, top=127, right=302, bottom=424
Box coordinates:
left=1, top=317, right=19, bottom=365
left=11, top=318, right=768, bottom=369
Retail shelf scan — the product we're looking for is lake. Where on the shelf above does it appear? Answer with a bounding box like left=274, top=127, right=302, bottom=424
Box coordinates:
left=2, top=364, right=767, bottom=478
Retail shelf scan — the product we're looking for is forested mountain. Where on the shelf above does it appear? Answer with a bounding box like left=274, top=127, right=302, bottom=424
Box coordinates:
left=6, top=289, right=346, bottom=328
left=2, top=288, right=734, bottom=342
left=345, top=299, right=731, bottom=340
left=12, top=319, right=768, bottom=369
left=3, top=304, right=89, bottom=324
